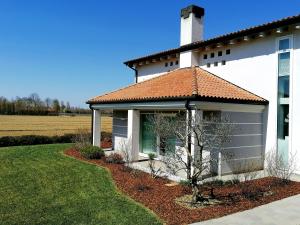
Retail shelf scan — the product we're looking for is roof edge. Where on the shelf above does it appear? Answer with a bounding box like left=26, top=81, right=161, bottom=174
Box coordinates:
left=124, top=13, right=300, bottom=66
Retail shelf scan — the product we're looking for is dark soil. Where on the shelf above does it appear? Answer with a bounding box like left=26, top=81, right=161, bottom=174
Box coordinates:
left=65, top=148, right=300, bottom=225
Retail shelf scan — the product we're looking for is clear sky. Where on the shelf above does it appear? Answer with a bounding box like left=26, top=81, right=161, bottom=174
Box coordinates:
left=0, top=0, right=300, bottom=108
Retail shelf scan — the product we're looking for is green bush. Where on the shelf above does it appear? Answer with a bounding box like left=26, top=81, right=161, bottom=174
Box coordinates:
left=105, top=153, right=123, bottom=164
left=148, top=153, right=156, bottom=160
left=79, top=145, right=104, bottom=159
left=179, top=180, right=190, bottom=186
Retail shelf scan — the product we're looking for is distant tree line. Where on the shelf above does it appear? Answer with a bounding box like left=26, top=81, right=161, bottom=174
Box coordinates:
left=0, top=93, right=90, bottom=115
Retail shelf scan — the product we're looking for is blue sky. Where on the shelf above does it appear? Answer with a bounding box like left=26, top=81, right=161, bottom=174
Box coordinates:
left=0, top=0, right=299, bottom=108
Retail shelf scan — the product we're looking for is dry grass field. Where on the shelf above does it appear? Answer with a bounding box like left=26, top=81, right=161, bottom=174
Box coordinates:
left=0, top=115, right=112, bottom=137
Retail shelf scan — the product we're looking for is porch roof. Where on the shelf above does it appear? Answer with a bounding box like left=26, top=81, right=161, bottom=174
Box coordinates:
left=87, top=67, right=267, bottom=105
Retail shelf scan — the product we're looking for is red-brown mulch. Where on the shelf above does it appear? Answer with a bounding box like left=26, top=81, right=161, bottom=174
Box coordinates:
left=100, top=139, right=112, bottom=148
left=65, top=148, right=300, bottom=225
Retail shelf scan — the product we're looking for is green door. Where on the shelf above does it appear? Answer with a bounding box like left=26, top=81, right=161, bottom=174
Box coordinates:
left=140, top=114, right=157, bottom=154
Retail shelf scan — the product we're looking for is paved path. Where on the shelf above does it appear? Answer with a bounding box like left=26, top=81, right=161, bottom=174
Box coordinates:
left=191, top=194, right=300, bottom=225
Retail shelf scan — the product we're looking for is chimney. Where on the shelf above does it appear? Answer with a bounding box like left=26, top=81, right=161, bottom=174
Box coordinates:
left=179, top=5, right=204, bottom=68
left=180, top=5, right=204, bottom=46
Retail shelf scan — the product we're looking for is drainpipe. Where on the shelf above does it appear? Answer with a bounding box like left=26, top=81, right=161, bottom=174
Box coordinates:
left=126, top=64, right=138, bottom=83
left=89, top=104, right=94, bottom=145
left=185, top=100, right=192, bottom=181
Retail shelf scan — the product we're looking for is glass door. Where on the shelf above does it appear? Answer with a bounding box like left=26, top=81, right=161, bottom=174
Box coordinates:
left=140, top=114, right=157, bottom=155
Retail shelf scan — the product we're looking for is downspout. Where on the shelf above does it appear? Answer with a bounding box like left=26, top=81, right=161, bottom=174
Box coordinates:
left=126, top=64, right=138, bottom=83
left=185, top=99, right=192, bottom=181
left=89, top=104, right=94, bottom=145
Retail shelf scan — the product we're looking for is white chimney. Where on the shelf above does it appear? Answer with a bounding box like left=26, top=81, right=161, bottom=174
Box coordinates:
left=179, top=5, right=204, bottom=68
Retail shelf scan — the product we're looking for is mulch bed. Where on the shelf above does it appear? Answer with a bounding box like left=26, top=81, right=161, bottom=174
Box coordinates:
left=100, top=138, right=112, bottom=148
left=65, top=148, right=300, bottom=225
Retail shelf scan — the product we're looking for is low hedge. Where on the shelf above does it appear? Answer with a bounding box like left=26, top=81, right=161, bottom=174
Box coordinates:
left=0, top=134, right=76, bottom=147
left=79, top=145, right=104, bottom=159
left=0, top=132, right=112, bottom=148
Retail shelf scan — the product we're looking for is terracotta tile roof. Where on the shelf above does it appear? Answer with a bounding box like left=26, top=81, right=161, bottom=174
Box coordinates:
left=124, top=14, right=300, bottom=67
left=87, top=67, right=267, bottom=104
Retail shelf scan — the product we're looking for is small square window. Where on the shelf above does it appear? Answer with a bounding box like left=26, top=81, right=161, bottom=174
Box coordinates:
left=279, top=39, right=290, bottom=51
left=214, top=62, right=218, bottom=67
left=165, top=62, right=168, bottom=67
left=222, top=60, right=226, bottom=65
left=210, top=52, right=215, bottom=58
left=226, top=49, right=231, bottom=55
left=170, top=61, right=173, bottom=66
left=207, top=63, right=211, bottom=68
left=218, top=51, right=222, bottom=56
left=175, top=60, right=179, bottom=65
left=203, top=54, right=207, bottom=59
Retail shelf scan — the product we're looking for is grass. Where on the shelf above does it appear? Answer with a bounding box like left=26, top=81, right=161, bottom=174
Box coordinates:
left=0, top=115, right=112, bottom=137
left=0, top=144, right=161, bottom=225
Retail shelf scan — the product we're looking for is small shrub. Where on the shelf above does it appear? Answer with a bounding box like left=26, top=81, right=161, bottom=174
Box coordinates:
left=147, top=153, right=162, bottom=178
left=241, top=185, right=263, bottom=201
left=179, top=180, right=190, bottom=186
left=203, top=179, right=224, bottom=187
left=72, top=129, right=91, bottom=150
left=224, top=179, right=240, bottom=186
left=106, top=153, right=123, bottom=164
left=79, top=145, right=104, bottom=159
left=136, top=184, right=151, bottom=192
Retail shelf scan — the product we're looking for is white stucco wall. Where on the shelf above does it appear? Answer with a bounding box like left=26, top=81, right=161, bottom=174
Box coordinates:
left=199, top=35, right=278, bottom=160
left=136, top=60, right=179, bottom=82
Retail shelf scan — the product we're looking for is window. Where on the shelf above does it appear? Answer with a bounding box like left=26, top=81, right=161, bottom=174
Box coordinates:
left=207, top=63, right=211, bottom=68
left=203, top=54, right=207, bottom=59
left=210, top=52, right=215, bottom=58
left=175, top=60, right=179, bottom=65
left=165, top=62, right=168, bottom=67
left=218, top=51, right=222, bottom=56
left=221, top=60, right=226, bottom=65
left=276, top=36, right=292, bottom=164
left=170, top=61, right=173, bottom=66
left=279, top=39, right=290, bottom=51
left=214, top=62, right=218, bottom=67
left=203, top=111, right=221, bottom=121
left=226, top=49, right=231, bottom=55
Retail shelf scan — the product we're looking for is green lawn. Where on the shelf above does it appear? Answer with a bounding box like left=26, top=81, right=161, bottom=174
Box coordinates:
left=0, top=144, right=162, bottom=225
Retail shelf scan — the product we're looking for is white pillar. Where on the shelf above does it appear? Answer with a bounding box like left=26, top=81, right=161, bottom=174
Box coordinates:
left=92, top=109, right=101, bottom=147
left=218, top=152, right=222, bottom=178
left=127, top=110, right=140, bottom=161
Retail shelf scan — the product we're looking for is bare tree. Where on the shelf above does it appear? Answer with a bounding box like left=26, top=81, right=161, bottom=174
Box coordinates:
left=149, top=110, right=235, bottom=204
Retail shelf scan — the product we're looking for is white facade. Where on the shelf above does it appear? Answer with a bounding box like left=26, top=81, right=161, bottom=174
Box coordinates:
left=131, top=19, right=300, bottom=174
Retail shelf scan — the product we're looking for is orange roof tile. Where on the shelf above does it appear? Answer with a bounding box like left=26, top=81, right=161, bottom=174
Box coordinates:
left=87, top=67, right=267, bottom=104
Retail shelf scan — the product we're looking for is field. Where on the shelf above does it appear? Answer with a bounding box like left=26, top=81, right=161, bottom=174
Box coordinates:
left=0, top=115, right=112, bottom=137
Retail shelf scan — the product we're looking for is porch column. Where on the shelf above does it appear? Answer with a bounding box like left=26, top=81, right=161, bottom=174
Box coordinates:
left=190, top=109, right=202, bottom=158
left=188, top=109, right=202, bottom=177
left=127, top=109, right=140, bottom=161
left=92, top=109, right=101, bottom=147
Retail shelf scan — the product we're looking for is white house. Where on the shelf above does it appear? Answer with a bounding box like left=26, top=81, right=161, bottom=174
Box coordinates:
left=87, top=5, right=300, bottom=176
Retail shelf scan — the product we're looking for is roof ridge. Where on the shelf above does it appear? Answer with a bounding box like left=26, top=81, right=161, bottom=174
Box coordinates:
left=196, top=67, right=267, bottom=101
left=87, top=67, right=187, bottom=102
left=191, top=66, right=198, bottom=96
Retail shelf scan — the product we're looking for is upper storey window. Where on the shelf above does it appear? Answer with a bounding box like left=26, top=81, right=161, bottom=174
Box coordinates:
left=279, top=39, right=290, bottom=51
